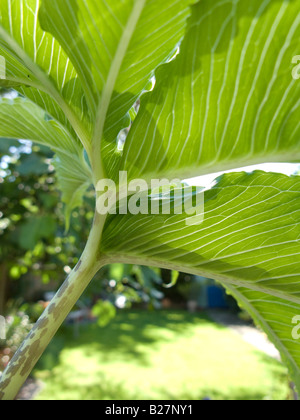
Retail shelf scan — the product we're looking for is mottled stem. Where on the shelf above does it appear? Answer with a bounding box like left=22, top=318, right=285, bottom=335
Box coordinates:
left=0, top=211, right=106, bottom=400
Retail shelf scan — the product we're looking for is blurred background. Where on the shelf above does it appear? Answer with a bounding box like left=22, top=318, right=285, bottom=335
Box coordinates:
left=0, top=87, right=298, bottom=400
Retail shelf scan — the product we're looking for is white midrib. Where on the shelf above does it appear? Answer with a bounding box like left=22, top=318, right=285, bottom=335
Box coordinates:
left=92, top=0, right=146, bottom=181
left=101, top=253, right=300, bottom=307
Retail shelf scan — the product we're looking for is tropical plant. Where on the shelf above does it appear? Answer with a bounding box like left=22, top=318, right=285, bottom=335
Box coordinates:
left=1, top=0, right=300, bottom=400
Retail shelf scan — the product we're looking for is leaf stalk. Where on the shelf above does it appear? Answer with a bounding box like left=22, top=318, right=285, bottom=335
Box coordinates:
left=0, top=211, right=106, bottom=400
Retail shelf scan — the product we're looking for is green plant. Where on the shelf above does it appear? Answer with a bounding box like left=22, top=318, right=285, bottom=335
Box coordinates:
left=1, top=0, right=300, bottom=400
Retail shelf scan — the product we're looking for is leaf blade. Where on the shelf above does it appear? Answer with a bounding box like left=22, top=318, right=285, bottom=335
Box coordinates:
left=121, top=0, right=300, bottom=182
left=39, top=0, right=196, bottom=177
left=0, top=0, right=91, bottom=147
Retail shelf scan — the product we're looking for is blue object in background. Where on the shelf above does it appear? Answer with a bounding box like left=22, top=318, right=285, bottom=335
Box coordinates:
left=207, top=285, right=228, bottom=309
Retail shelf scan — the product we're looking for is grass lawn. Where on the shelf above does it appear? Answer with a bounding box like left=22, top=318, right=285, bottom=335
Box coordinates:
left=33, top=310, right=290, bottom=400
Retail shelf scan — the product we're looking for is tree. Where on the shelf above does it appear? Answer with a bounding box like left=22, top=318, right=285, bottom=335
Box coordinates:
left=0, top=0, right=300, bottom=399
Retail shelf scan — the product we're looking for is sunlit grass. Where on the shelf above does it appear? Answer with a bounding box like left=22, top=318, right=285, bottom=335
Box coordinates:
left=34, top=310, right=290, bottom=400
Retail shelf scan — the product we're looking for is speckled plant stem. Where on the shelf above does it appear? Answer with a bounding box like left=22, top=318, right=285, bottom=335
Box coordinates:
left=0, top=212, right=106, bottom=400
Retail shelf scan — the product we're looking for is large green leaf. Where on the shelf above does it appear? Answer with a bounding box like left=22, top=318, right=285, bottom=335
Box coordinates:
left=101, top=172, right=300, bottom=304
left=39, top=0, right=196, bottom=177
left=121, top=0, right=300, bottom=183
left=0, top=0, right=198, bottom=224
left=0, top=0, right=94, bottom=219
left=100, top=171, right=300, bottom=387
